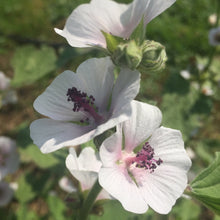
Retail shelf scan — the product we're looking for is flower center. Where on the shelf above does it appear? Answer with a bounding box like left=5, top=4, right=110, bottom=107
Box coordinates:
left=67, top=87, right=103, bottom=123
left=126, top=142, right=163, bottom=173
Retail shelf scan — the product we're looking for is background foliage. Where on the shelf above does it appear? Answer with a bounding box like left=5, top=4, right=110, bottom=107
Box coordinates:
left=0, top=0, right=219, bottom=219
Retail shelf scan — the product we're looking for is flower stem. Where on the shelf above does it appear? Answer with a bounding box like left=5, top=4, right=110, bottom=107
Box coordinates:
left=78, top=179, right=102, bottom=220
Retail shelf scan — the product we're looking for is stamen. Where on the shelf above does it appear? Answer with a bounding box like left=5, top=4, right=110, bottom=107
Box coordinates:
left=67, top=87, right=103, bottom=123
left=130, top=142, right=163, bottom=173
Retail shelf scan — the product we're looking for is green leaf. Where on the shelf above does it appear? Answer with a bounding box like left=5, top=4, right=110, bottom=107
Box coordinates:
left=190, top=152, right=220, bottom=215
left=15, top=174, right=37, bottom=203
left=19, top=144, right=61, bottom=169
left=130, top=17, right=146, bottom=45
left=101, top=31, right=123, bottom=53
left=16, top=204, right=39, bottom=220
left=11, top=45, right=57, bottom=87
left=47, top=194, right=67, bottom=220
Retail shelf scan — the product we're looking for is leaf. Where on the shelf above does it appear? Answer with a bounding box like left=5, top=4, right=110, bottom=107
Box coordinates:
left=16, top=204, right=39, bottom=220
left=47, top=194, right=67, bottom=220
left=15, top=174, right=37, bottom=203
left=190, top=152, right=220, bottom=215
left=101, top=31, right=123, bottom=53
left=11, top=45, right=57, bottom=87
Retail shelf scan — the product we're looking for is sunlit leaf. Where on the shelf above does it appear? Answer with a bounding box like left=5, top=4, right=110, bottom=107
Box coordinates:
left=190, top=152, right=220, bottom=215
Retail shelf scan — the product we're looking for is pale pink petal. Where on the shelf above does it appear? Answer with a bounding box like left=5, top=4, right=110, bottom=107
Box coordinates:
left=111, top=68, right=140, bottom=115
left=55, top=0, right=128, bottom=48
left=149, top=127, right=192, bottom=171
left=99, top=166, right=148, bottom=214
left=76, top=57, right=114, bottom=112
left=123, top=101, right=162, bottom=153
left=100, top=127, right=123, bottom=167
left=139, top=165, right=188, bottom=214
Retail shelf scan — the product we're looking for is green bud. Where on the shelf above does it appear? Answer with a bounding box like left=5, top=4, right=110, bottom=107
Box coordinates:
left=112, top=40, right=142, bottom=70
left=138, top=40, right=167, bottom=73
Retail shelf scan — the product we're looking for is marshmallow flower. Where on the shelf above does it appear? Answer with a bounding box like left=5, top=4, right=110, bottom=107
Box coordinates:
left=209, top=26, right=220, bottom=46
left=55, top=0, right=176, bottom=48
left=98, top=101, right=191, bottom=214
left=66, top=147, right=110, bottom=200
left=30, top=57, right=140, bottom=153
left=0, top=137, right=19, bottom=180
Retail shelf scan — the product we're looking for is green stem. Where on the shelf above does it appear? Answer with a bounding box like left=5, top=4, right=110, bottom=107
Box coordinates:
left=78, top=179, right=102, bottom=220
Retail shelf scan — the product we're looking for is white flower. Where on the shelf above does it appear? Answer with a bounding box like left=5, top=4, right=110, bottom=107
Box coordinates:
left=209, top=26, right=220, bottom=46
left=180, top=70, right=191, bottom=80
left=0, top=137, right=19, bottom=180
left=0, top=181, right=13, bottom=206
left=30, top=57, right=140, bottom=153
left=98, top=101, right=191, bottom=214
left=1, top=90, right=18, bottom=106
left=59, top=176, right=77, bottom=193
left=55, top=0, right=176, bottom=48
left=208, top=14, right=217, bottom=25
left=66, top=147, right=111, bottom=200
left=0, top=71, right=10, bottom=91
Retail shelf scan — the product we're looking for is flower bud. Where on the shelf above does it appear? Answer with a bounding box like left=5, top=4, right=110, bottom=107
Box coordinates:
left=138, top=40, right=167, bottom=73
left=111, top=40, right=142, bottom=70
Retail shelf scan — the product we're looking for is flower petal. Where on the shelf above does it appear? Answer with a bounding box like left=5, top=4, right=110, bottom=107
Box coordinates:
left=55, top=0, right=128, bottom=48
left=34, top=57, right=114, bottom=121
left=139, top=165, right=188, bottom=214
left=100, top=127, right=123, bottom=167
left=111, top=67, right=140, bottom=116
left=66, top=148, right=100, bottom=191
left=136, top=126, right=192, bottom=214
left=99, top=166, right=148, bottom=214
left=122, top=101, right=162, bottom=153
left=30, top=119, right=94, bottom=153
left=77, top=147, right=102, bottom=172
left=143, top=0, right=176, bottom=25
left=121, top=0, right=176, bottom=37
left=34, top=70, right=85, bottom=121
left=149, top=127, right=192, bottom=171
left=76, top=57, right=114, bottom=112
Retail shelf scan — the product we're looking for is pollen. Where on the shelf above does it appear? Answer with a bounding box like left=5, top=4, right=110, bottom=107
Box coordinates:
left=131, top=142, right=163, bottom=173
left=67, top=87, right=103, bottom=123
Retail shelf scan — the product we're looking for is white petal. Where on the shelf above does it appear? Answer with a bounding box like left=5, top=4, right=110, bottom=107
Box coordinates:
left=76, top=57, right=114, bottom=112
left=30, top=119, right=94, bottom=153
left=121, top=0, right=176, bottom=37
left=55, top=0, right=128, bottom=48
left=66, top=147, right=99, bottom=191
left=34, top=57, right=114, bottom=121
left=77, top=147, right=102, bottom=172
left=100, top=128, right=123, bottom=167
left=34, top=70, right=84, bottom=121
left=139, top=165, right=188, bottom=214
left=143, top=0, right=176, bottom=25
left=99, top=167, right=148, bottom=214
left=111, top=67, right=140, bottom=115
left=122, top=101, right=162, bottom=153
left=149, top=127, right=192, bottom=171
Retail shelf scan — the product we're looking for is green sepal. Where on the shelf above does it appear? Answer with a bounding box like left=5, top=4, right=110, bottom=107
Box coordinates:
left=190, top=152, right=220, bottom=215
left=101, top=31, right=123, bottom=53
left=130, top=17, right=146, bottom=45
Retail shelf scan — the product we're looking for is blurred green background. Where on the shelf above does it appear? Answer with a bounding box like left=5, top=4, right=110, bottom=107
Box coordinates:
left=0, top=0, right=220, bottom=219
